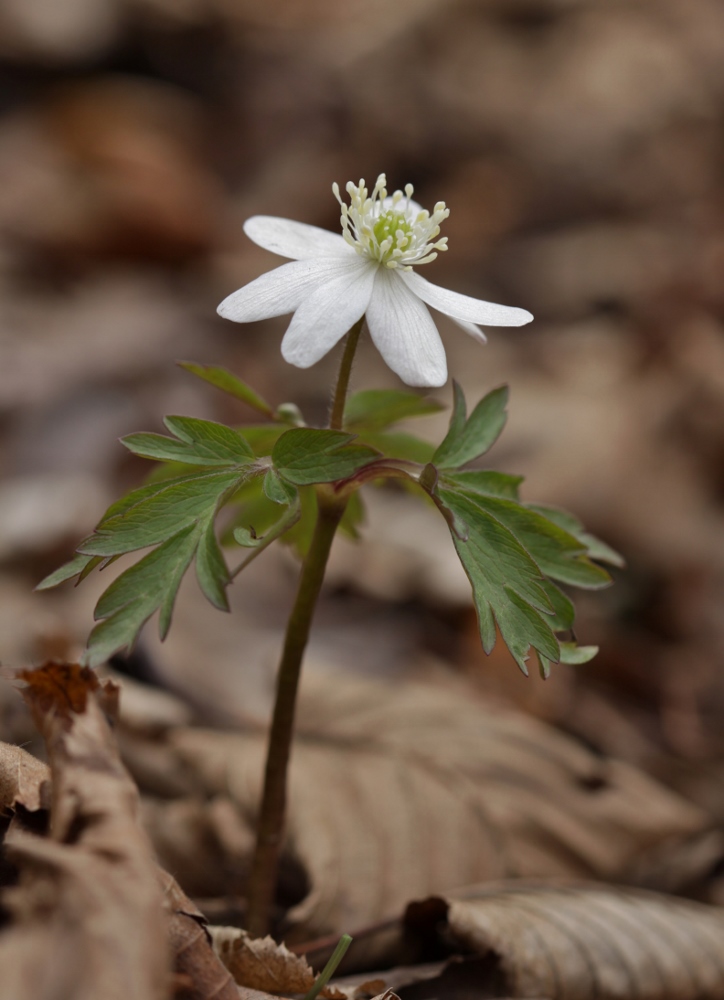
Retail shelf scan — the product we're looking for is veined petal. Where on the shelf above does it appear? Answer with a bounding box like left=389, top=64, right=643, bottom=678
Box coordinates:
left=366, top=269, right=447, bottom=388
left=217, top=258, right=358, bottom=322
left=244, top=216, right=352, bottom=260
left=448, top=316, right=488, bottom=344
left=281, top=260, right=376, bottom=368
left=399, top=270, right=534, bottom=326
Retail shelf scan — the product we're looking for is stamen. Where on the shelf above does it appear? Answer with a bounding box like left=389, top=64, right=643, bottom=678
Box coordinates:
left=332, top=174, right=450, bottom=269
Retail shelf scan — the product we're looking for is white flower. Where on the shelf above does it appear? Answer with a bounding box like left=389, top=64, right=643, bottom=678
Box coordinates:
left=217, top=174, right=533, bottom=387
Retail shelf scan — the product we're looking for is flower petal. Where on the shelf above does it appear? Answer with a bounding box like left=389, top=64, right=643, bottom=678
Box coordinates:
left=447, top=316, right=488, bottom=344
left=399, top=270, right=534, bottom=326
left=281, top=260, right=376, bottom=368
left=244, top=216, right=352, bottom=260
left=366, top=269, right=447, bottom=387
left=217, top=258, right=358, bottom=322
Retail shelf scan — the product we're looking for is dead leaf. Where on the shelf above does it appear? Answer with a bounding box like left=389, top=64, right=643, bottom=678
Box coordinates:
left=0, top=741, right=49, bottom=813
left=166, top=674, right=715, bottom=959
left=209, top=925, right=342, bottom=995
left=160, top=868, right=239, bottom=1000
left=0, top=662, right=168, bottom=1000
left=403, top=882, right=724, bottom=1000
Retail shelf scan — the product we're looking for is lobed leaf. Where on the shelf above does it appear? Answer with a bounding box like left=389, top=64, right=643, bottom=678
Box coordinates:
left=355, top=429, right=435, bottom=464
left=79, top=471, right=244, bottom=556
left=272, top=428, right=379, bottom=486
left=178, top=361, right=274, bottom=417
left=459, top=493, right=612, bottom=590
left=433, top=384, right=508, bottom=469
left=237, top=424, right=289, bottom=457
left=36, top=552, right=97, bottom=590
left=196, top=519, right=231, bottom=612
left=344, top=389, right=443, bottom=431
left=529, top=503, right=625, bottom=568
left=436, top=485, right=558, bottom=672
left=85, top=525, right=200, bottom=666
left=263, top=468, right=297, bottom=505
left=123, top=416, right=254, bottom=467
left=559, top=641, right=599, bottom=665
left=432, top=380, right=466, bottom=464
left=443, top=469, right=523, bottom=501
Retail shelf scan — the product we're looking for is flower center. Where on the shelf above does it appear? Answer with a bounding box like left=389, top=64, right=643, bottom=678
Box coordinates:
left=332, top=174, right=449, bottom=269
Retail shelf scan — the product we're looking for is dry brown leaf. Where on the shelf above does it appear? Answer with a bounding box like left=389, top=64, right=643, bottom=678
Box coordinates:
left=403, top=882, right=724, bottom=1000
left=166, top=674, right=715, bottom=957
left=0, top=662, right=168, bottom=1000
left=160, top=868, right=239, bottom=1000
left=0, top=741, right=49, bottom=813
left=209, top=925, right=346, bottom=996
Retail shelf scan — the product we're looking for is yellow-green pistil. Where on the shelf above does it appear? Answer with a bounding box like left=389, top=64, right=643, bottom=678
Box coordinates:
left=373, top=210, right=413, bottom=251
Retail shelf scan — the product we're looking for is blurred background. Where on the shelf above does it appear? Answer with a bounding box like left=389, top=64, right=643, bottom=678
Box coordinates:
left=1, top=0, right=724, bottom=820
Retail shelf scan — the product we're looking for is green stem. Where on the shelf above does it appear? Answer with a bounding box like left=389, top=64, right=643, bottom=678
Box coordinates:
left=246, top=324, right=363, bottom=937
left=302, top=934, right=353, bottom=1000
left=329, top=317, right=364, bottom=431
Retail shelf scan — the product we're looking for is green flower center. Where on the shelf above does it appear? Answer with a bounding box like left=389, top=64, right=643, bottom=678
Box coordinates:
left=334, top=175, right=450, bottom=269
left=373, top=211, right=413, bottom=251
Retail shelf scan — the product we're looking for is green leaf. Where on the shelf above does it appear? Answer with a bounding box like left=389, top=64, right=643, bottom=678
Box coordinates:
left=540, top=579, right=575, bottom=632
left=80, top=470, right=243, bottom=556
left=272, top=428, right=379, bottom=486
left=238, top=424, right=288, bottom=457
left=195, top=519, right=231, bottom=612
left=538, top=642, right=598, bottom=678
left=339, top=489, right=366, bottom=540
left=224, top=477, right=290, bottom=544
left=85, top=525, right=199, bottom=666
left=433, top=385, right=508, bottom=469
left=233, top=525, right=261, bottom=548
left=559, top=642, right=599, bottom=665
left=165, top=415, right=254, bottom=458
left=36, top=552, right=97, bottom=590
left=460, top=494, right=611, bottom=590
left=263, top=468, right=298, bottom=505
left=442, top=470, right=523, bottom=500
left=528, top=504, right=625, bottom=568
left=356, top=430, right=435, bottom=464
left=432, top=380, right=466, bottom=464
left=178, top=361, right=274, bottom=417
left=344, top=389, right=443, bottom=431
left=436, top=485, right=559, bottom=672
left=123, top=416, right=254, bottom=468
left=281, top=486, right=318, bottom=558
left=97, top=472, right=207, bottom=525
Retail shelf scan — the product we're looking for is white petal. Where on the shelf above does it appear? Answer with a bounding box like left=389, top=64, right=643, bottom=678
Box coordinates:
left=281, top=261, right=376, bottom=368
left=217, top=258, right=358, bottom=322
left=381, top=195, right=425, bottom=220
left=448, top=316, right=488, bottom=344
left=366, top=269, right=447, bottom=387
left=244, top=216, right=352, bottom=260
left=399, top=269, right=534, bottom=326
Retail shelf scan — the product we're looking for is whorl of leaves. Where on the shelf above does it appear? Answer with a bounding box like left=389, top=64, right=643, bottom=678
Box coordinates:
left=38, top=369, right=621, bottom=675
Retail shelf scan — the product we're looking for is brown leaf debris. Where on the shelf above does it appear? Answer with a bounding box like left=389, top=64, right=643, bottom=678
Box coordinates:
left=160, top=868, right=239, bottom=1000
left=0, top=661, right=169, bottom=1000
left=0, top=741, right=49, bottom=814
left=405, top=882, right=724, bottom=1000
left=166, top=673, right=717, bottom=962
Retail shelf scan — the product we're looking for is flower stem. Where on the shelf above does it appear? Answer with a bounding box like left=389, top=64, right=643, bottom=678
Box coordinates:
left=329, top=317, right=364, bottom=431
left=246, top=323, right=362, bottom=938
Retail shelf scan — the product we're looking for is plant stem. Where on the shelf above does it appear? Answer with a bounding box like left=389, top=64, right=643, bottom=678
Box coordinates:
left=245, top=324, right=362, bottom=937
left=329, top=317, right=364, bottom=431
left=302, top=934, right=353, bottom=1000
